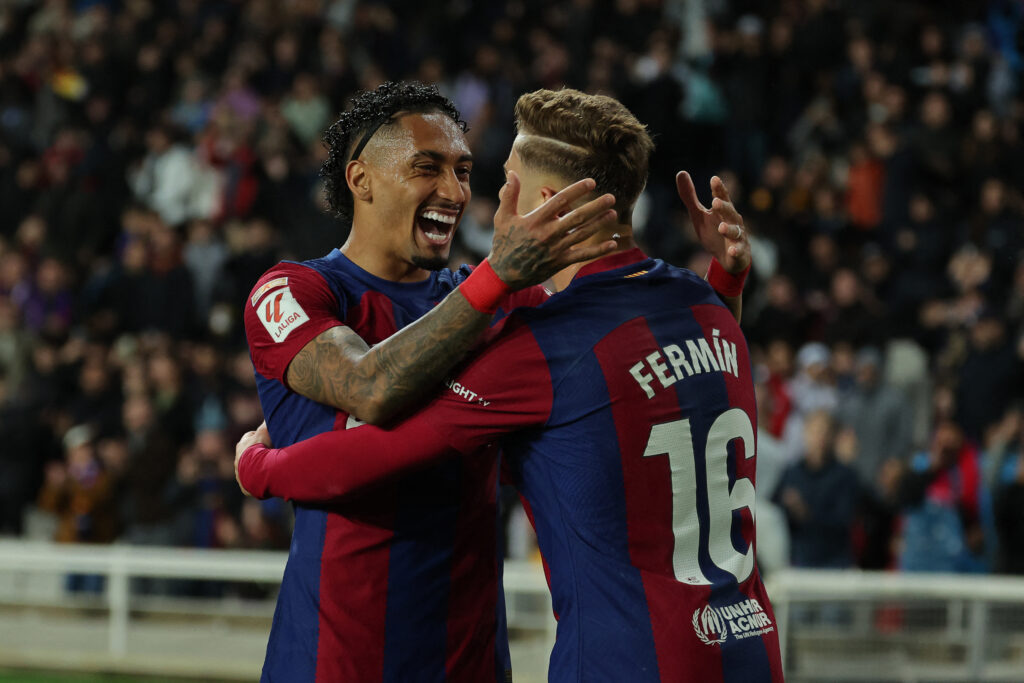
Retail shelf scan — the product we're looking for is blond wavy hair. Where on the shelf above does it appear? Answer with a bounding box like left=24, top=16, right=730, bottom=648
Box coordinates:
left=514, top=89, right=654, bottom=218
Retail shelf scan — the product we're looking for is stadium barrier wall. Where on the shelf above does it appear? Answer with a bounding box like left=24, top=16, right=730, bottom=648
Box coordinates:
left=0, top=540, right=554, bottom=679
left=3, top=541, right=1024, bottom=680
left=766, top=569, right=1024, bottom=682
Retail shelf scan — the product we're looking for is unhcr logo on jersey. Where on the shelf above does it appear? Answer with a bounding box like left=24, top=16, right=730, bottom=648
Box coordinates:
left=692, top=598, right=774, bottom=646
left=692, top=605, right=728, bottom=645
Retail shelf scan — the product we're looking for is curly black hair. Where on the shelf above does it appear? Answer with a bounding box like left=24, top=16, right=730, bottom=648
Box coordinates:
left=320, top=81, right=467, bottom=223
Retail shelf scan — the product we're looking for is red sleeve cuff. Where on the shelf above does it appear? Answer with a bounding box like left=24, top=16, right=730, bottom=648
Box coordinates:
left=706, top=258, right=749, bottom=298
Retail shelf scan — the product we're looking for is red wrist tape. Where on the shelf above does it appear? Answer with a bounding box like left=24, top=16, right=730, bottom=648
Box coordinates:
left=460, top=259, right=512, bottom=314
left=706, top=258, right=750, bottom=298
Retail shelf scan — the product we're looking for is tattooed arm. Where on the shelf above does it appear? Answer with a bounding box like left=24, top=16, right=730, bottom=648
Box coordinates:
left=286, top=173, right=616, bottom=425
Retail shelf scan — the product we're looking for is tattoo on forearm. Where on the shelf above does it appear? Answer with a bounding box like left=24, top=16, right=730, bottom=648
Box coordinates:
left=286, top=292, right=490, bottom=424
left=287, top=326, right=369, bottom=413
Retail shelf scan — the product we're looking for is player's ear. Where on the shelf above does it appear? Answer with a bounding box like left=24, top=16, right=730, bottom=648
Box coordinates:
left=346, top=160, right=372, bottom=202
left=540, top=186, right=565, bottom=216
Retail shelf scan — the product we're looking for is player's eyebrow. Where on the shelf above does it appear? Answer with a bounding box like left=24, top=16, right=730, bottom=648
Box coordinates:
left=412, top=150, right=474, bottom=164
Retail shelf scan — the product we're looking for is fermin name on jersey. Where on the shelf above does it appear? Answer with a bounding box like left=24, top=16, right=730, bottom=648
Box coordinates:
left=629, top=328, right=739, bottom=399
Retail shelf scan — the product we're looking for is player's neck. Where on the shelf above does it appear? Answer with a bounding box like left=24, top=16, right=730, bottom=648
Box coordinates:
left=550, top=228, right=636, bottom=292
left=340, top=233, right=432, bottom=283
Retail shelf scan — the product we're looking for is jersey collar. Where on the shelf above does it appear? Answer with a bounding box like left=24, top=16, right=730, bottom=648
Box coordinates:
left=571, top=247, right=649, bottom=281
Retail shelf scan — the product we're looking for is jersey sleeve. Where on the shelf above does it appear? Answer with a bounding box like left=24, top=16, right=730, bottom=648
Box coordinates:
left=243, top=263, right=344, bottom=386
left=427, top=317, right=554, bottom=453
left=237, top=417, right=453, bottom=501
left=237, top=317, right=555, bottom=502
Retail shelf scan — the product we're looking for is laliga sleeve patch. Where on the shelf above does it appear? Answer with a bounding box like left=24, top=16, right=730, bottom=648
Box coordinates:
left=257, top=287, right=309, bottom=342
left=250, top=276, right=288, bottom=306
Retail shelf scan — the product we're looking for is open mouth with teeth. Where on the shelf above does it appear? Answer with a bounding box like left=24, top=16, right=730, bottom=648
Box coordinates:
left=415, top=208, right=458, bottom=247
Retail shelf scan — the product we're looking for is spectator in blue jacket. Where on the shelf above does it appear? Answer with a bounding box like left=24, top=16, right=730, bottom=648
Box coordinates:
left=774, top=410, right=860, bottom=568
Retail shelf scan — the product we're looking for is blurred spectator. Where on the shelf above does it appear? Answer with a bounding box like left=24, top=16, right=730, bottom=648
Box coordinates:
left=822, top=268, right=880, bottom=347
left=0, top=367, right=51, bottom=534
left=172, top=76, right=214, bottom=136
left=991, top=407, right=1024, bottom=573
left=856, top=457, right=905, bottom=570
left=749, top=274, right=806, bottom=348
left=970, top=177, right=1022, bottom=288
left=956, top=309, right=1023, bottom=442
left=789, top=342, right=838, bottom=418
left=17, top=257, right=73, bottom=337
left=889, top=192, right=955, bottom=319
left=128, top=123, right=206, bottom=228
left=911, top=91, right=957, bottom=193
left=774, top=410, right=860, bottom=568
left=119, top=394, right=179, bottom=552
left=0, top=295, right=31, bottom=392
left=183, top=219, right=228, bottom=324
left=139, top=225, right=198, bottom=339
left=844, top=140, right=883, bottom=232
left=899, top=420, right=988, bottom=572
left=65, top=351, right=121, bottom=438
left=281, top=73, right=331, bottom=148
left=168, top=427, right=242, bottom=549
left=837, top=347, right=914, bottom=487
left=37, top=424, right=118, bottom=596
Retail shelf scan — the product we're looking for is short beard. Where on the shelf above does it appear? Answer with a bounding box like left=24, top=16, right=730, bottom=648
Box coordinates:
left=411, top=254, right=449, bottom=271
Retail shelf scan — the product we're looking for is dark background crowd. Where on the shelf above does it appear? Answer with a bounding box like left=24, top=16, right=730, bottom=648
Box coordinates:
left=0, top=0, right=1022, bottom=587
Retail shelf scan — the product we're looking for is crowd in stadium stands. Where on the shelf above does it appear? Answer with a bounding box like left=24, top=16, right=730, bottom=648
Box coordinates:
left=0, top=0, right=1021, bottom=592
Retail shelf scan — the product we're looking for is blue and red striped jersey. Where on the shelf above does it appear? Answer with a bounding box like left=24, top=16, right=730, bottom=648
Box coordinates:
left=497, top=249, right=783, bottom=682
left=240, top=248, right=783, bottom=682
left=243, top=248, right=540, bottom=683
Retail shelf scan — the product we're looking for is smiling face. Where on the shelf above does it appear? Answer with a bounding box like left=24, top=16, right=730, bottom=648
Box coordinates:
left=350, top=112, right=473, bottom=278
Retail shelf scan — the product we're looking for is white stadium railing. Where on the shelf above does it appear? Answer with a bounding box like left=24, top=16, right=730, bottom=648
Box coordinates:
left=767, top=569, right=1024, bottom=682
left=0, top=539, right=555, bottom=680
left=3, top=540, right=1024, bottom=681
left=0, top=540, right=287, bottom=660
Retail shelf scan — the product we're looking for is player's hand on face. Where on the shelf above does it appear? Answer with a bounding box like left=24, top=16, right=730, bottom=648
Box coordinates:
left=488, top=171, right=618, bottom=290
left=235, top=422, right=272, bottom=497
left=676, top=171, right=751, bottom=274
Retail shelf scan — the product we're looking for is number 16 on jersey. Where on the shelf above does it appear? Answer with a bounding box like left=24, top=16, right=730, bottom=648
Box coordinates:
left=643, top=408, right=756, bottom=586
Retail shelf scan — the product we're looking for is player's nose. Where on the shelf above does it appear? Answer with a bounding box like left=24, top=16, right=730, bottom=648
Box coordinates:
left=436, top=167, right=466, bottom=203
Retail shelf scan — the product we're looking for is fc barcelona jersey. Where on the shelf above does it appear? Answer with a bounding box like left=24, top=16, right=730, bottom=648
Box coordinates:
left=244, top=249, right=542, bottom=683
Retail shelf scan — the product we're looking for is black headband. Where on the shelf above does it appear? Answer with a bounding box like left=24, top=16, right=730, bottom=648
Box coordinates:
left=349, top=118, right=391, bottom=162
